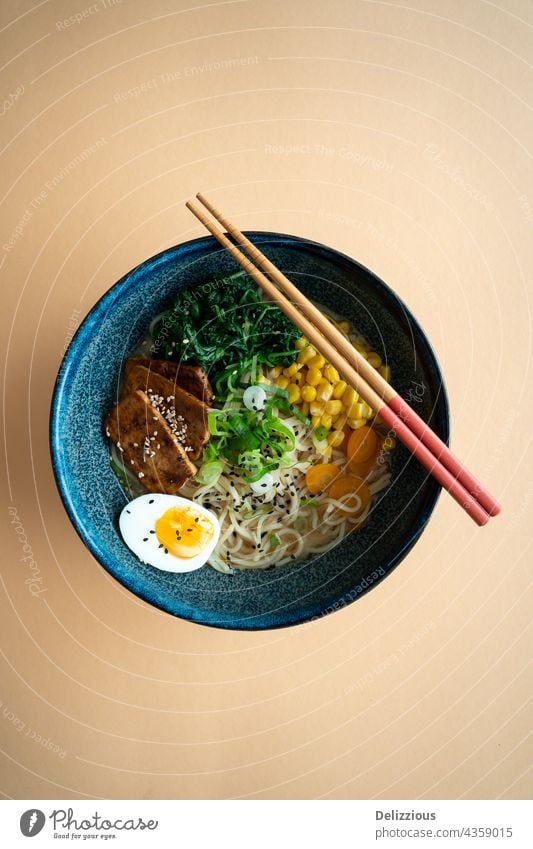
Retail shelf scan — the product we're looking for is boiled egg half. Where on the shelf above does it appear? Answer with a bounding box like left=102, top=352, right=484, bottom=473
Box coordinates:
left=119, top=494, right=220, bottom=573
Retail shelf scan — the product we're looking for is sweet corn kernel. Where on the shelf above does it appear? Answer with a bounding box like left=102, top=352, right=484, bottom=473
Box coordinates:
left=295, top=336, right=308, bottom=350
left=316, top=380, right=333, bottom=402
left=293, top=371, right=305, bottom=385
left=361, top=403, right=374, bottom=418
left=382, top=436, right=397, bottom=451
left=342, top=386, right=358, bottom=408
left=268, top=366, right=282, bottom=379
left=310, top=400, right=326, bottom=417
left=338, top=320, right=351, bottom=334
left=307, top=353, right=326, bottom=369
left=347, top=417, right=366, bottom=430
left=297, top=346, right=316, bottom=365
left=311, top=415, right=322, bottom=429
left=287, top=384, right=301, bottom=404
left=301, top=401, right=310, bottom=417
left=346, top=401, right=365, bottom=420
left=378, top=365, right=391, bottom=382
left=320, top=413, right=333, bottom=429
left=283, top=363, right=300, bottom=378
left=325, top=399, right=343, bottom=416
left=333, top=413, right=348, bottom=429
left=323, top=364, right=339, bottom=383
left=257, top=374, right=271, bottom=385
left=301, top=384, right=317, bottom=402
left=306, top=367, right=322, bottom=386
left=367, top=352, right=382, bottom=369
left=332, top=380, right=348, bottom=400
left=327, top=429, right=345, bottom=447
left=275, top=376, right=289, bottom=389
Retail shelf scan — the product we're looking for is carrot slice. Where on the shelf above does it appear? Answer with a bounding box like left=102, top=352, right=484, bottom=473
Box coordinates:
left=327, top=475, right=372, bottom=516
left=346, top=426, right=379, bottom=464
left=305, top=463, right=341, bottom=494
left=348, top=455, right=377, bottom=477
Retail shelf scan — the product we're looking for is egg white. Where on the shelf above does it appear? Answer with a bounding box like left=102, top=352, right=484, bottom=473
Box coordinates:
left=119, top=494, right=220, bottom=573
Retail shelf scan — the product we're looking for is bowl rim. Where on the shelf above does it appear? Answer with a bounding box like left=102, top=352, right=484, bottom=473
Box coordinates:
left=50, top=231, right=449, bottom=630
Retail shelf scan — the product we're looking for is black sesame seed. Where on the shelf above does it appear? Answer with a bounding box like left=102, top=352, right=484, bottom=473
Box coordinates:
left=187, top=528, right=193, bottom=532
left=126, top=510, right=131, bottom=514
left=143, top=537, right=148, bottom=542
left=164, top=548, right=168, bottom=554
left=158, top=544, right=163, bottom=548
left=150, top=530, right=155, bottom=534
left=194, top=517, right=199, bottom=523
left=149, top=499, right=154, bottom=504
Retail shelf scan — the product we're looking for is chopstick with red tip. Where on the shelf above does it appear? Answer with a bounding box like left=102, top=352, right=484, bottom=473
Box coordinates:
left=186, top=194, right=501, bottom=526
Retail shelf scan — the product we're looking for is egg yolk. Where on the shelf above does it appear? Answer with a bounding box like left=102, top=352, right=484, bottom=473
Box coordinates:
left=155, top=506, right=214, bottom=559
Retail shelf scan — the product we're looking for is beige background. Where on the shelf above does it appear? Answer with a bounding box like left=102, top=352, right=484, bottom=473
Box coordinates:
left=1, top=0, right=532, bottom=800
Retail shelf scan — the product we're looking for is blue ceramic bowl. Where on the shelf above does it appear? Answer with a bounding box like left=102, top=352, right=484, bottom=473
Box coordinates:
left=50, top=233, right=449, bottom=630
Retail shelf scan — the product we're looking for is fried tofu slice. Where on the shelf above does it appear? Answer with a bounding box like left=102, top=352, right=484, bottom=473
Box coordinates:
left=105, top=390, right=196, bottom=494
left=121, top=365, right=210, bottom=461
left=122, top=357, right=214, bottom=405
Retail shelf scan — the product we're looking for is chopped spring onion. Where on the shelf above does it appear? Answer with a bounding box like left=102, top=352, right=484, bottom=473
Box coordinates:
left=250, top=472, right=275, bottom=495
left=260, top=383, right=289, bottom=399
left=241, top=461, right=279, bottom=484
left=243, top=385, right=267, bottom=412
left=195, top=460, right=224, bottom=486
left=203, top=389, right=310, bottom=486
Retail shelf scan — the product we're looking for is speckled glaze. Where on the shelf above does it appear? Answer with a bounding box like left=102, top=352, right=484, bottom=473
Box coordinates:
left=50, top=233, right=449, bottom=630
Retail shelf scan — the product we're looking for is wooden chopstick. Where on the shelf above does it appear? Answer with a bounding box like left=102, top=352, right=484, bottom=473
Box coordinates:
left=186, top=196, right=497, bottom=526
